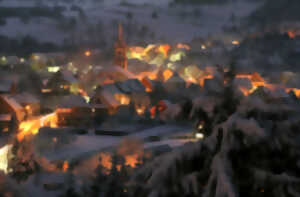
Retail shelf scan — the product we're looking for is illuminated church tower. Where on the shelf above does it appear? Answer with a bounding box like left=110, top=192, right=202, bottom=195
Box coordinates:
left=114, top=23, right=128, bottom=70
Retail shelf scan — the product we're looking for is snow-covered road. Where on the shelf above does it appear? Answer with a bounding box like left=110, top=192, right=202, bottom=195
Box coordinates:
left=43, top=124, right=192, bottom=161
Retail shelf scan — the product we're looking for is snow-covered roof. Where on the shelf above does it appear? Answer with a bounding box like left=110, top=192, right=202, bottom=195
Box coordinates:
left=100, top=90, right=120, bottom=108
left=60, top=70, right=78, bottom=83
left=1, top=95, right=23, bottom=111
left=59, top=95, right=89, bottom=108
left=203, top=78, right=223, bottom=93
left=13, top=92, right=39, bottom=104
left=0, top=95, right=25, bottom=121
left=128, top=59, right=156, bottom=74
left=165, top=72, right=186, bottom=84
left=116, top=79, right=145, bottom=93
left=98, top=66, right=135, bottom=79
left=233, top=78, right=253, bottom=90
left=101, top=84, right=123, bottom=95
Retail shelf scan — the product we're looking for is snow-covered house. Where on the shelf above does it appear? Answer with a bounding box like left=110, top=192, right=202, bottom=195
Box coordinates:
left=13, top=92, right=40, bottom=116
left=45, top=70, right=79, bottom=95
left=91, top=84, right=124, bottom=109
left=56, top=95, right=91, bottom=127
left=0, top=95, right=25, bottom=133
left=92, top=79, right=146, bottom=106
left=203, top=77, right=224, bottom=95
left=163, top=72, right=186, bottom=94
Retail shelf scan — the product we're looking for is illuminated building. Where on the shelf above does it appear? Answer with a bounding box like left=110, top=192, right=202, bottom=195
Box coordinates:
left=114, top=23, right=128, bottom=70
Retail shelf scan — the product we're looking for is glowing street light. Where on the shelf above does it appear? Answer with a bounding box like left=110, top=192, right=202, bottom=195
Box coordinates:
left=85, top=50, right=91, bottom=57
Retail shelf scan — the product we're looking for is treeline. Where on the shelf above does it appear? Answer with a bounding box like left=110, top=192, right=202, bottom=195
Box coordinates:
left=0, top=35, right=61, bottom=57
left=249, top=0, right=300, bottom=26
left=0, top=6, right=65, bottom=24
left=170, top=0, right=229, bottom=5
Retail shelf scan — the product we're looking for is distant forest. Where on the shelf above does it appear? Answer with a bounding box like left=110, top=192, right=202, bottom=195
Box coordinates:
left=0, top=35, right=61, bottom=57
left=0, top=6, right=65, bottom=25
left=170, top=0, right=229, bottom=5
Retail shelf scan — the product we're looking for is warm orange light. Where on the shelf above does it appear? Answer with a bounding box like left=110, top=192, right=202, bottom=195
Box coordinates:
left=232, top=40, right=240, bottom=45
left=114, top=94, right=130, bottom=105
left=141, top=78, right=153, bottom=92
left=157, top=44, right=171, bottom=57
left=79, top=89, right=88, bottom=97
left=63, top=161, right=69, bottom=172
left=56, top=108, right=72, bottom=113
left=150, top=106, right=156, bottom=119
left=163, top=69, right=173, bottom=82
left=286, top=88, right=300, bottom=98
left=41, top=89, right=52, bottom=93
left=124, top=154, right=141, bottom=168
left=288, top=31, right=295, bottom=39
left=176, top=43, right=191, bottom=50
left=17, top=112, right=58, bottom=142
left=199, top=75, right=214, bottom=87
left=85, top=51, right=91, bottom=57
left=136, top=105, right=146, bottom=116
left=99, top=153, right=112, bottom=174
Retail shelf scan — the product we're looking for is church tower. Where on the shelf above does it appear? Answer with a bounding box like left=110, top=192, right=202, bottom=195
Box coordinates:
left=114, top=23, right=128, bottom=70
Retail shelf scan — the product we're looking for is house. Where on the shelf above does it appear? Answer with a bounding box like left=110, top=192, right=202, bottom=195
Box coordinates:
left=91, top=79, right=149, bottom=115
left=91, top=84, right=124, bottom=109
left=13, top=92, right=40, bottom=116
left=115, top=79, right=146, bottom=94
left=203, top=78, right=224, bottom=95
left=56, top=95, right=91, bottom=127
left=115, top=79, right=149, bottom=112
left=45, top=70, right=79, bottom=95
left=0, top=95, right=25, bottom=133
left=96, top=66, right=135, bottom=85
left=163, top=72, right=186, bottom=94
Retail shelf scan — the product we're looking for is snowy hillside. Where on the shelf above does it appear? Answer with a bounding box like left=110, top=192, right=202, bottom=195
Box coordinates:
left=0, top=0, right=262, bottom=45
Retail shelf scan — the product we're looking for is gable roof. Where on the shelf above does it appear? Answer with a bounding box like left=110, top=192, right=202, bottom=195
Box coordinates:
left=13, top=92, right=39, bottom=104
left=59, top=95, right=89, bottom=108
left=60, top=70, right=78, bottom=83
left=165, top=72, right=186, bottom=84
left=115, top=79, right=145, bottom=94
left=1, top=95, right=23, bottom=111
left=99, top=90, right=120, bottom=108
left=97, top=66, right=135, bottom=79
left=0, top=95, right=24, bottom=121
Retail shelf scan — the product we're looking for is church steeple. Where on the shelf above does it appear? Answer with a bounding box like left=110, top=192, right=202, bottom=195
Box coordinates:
left=114, top=23, right=128, bottom=70
left=118, top=23, right=123, bottom=42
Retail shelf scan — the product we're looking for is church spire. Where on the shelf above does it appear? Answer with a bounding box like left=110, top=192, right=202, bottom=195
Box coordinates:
left=118, top=23, right=123, bottom=42
left=114, top=23, right=128, bottom=70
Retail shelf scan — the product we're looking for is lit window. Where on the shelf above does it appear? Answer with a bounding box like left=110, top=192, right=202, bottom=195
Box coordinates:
left=195, top=133, right=204, bottom=139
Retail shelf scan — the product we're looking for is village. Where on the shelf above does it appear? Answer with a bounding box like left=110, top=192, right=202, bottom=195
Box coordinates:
left=0, top=0, right=300, bottom=194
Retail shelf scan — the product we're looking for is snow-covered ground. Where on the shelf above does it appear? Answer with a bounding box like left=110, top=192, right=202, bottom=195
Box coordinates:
left=0, top=0, right=262, bottom=44
left=43, top=124, right=192, bottom=161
